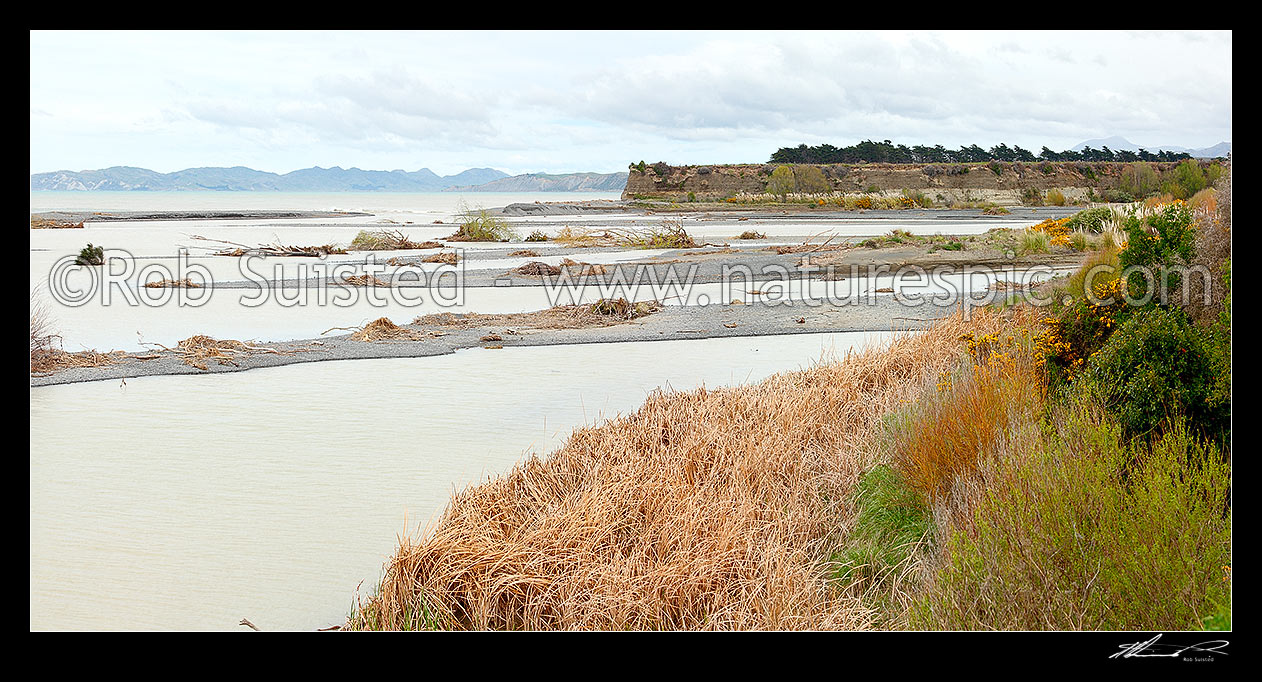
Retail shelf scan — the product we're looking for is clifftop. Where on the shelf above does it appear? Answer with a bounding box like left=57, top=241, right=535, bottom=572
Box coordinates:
left=622, top=161, right=1207, bottom=206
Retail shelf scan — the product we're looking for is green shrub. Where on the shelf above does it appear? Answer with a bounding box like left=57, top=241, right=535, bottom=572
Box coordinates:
left=1165, top=159, right=1207, bottom=200
left=915, top=411, right=1231, bottom=631
left=1079, top=307, right=1230, bottom=440
left=1119, top=202, right=1195, bottom=301
left=74, top=243, right=105, bottom=266
left=1018, top=230, right=1050, bottom=255
left=525, top=230, right=549, bottom=242
left=1064, top=206, right=1113, bottom=233
left=1119, top=162, right=1160, bottom=198
left=766, top=165, right=795, bottom=197
left=447, top=207, right=518, bottom=242
left=793, top=165, right=831, bottom=194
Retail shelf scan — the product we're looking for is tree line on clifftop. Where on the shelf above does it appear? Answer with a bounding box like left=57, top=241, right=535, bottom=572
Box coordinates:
left=769, top=140, right=1195, bottom=165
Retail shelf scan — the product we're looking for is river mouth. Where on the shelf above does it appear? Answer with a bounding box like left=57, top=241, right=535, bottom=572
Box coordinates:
left=30, top=330, right=898, bottom=631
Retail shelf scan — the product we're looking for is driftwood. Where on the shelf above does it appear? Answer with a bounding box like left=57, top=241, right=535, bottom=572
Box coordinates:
left=188, top=235, right=347, bottom=257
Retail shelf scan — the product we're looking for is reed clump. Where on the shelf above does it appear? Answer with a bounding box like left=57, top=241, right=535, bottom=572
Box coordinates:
left=350, top=230, right=442, bottom=251
left=346, top=310, right=1007, bottom=630
left=552, top=220, right=700, bottom=250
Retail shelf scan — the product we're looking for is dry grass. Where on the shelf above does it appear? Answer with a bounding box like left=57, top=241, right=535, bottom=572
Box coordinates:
left=552, top=220, right=700, bottom=250
left=341, top=274, right=392, bottom=287
left=413, top=298, right=662, bottom=332
left=887, top=316, right=1045, bottom=505
left=350, top=230, right=442, bottom=251
left=1174, top=169, right=1231, bottom=327
left=420, top=252, right=460, bottom=265
left=134, top=335, right=305, bottom=370
left=511, top=261, right=562, bottom=276
left=30, top=348, right=121, bottom=375
left=29, top=292, right=121, bottom=375
left=559, top=258, right=607, bottom=276
left=190, top=235, right=348, bottom=257
left=736, top=230, right=768, bottom=240
left=31, top=217, right=84, bottom=229
left=346, top=310, right=1010, bottom=630
left=511, top=259, right=607, bottom=278
left=339, top=317, right=445, bottom=343
left=509, top=249, right=541, bottom=258
left=143, top=278, right=202, bottom=289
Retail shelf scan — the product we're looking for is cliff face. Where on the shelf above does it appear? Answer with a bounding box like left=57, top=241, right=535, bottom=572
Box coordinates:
left=622, top=161, right=1188, bottom=204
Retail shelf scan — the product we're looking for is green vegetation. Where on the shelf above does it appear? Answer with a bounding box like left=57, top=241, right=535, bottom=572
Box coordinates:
left=525, top=229, right=549, bottom=242
left=74, top=243, right=105, bottom=266
left=446, top=205, right=519, bottom=242
left=770, top=139, right=1200, bottom=164
left=913, top=411, right=1230, bottom=630
left=767, top=165, right=795, bottom=198
left=831, top=169, right=1232, bottom=631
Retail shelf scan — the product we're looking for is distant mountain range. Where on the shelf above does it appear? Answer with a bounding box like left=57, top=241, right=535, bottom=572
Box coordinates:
left=445, top=172, right=628, bottom=193
left=29, top=165, right=625, bottom=192
left=1070, top=137, right=1231, bottom=159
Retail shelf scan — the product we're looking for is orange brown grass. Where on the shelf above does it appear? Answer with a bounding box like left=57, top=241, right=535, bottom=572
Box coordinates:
left=347, top=309, right=1010, bottom=630
left=888, top=312, right=1045, bottom=505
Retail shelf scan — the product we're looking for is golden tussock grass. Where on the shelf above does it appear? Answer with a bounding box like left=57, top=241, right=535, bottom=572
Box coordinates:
left=886, top=312, right=1046, bottom=506
left=347, top=309, right=1011, bottom=630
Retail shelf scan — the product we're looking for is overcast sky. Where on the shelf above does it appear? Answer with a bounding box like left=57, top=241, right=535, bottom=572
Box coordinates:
left=29, top=30, right=1232, bottom=176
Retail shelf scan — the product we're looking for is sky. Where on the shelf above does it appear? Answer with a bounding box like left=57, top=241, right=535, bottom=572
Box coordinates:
left=29, top=30, right=1233, bottom=177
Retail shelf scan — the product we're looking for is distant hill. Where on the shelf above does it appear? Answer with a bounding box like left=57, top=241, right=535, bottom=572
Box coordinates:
left=1070, top=136, right=1231, bottom=159
left=30, top=165, right=511, bottom=192
left=445, top=172, right=629, bottom=192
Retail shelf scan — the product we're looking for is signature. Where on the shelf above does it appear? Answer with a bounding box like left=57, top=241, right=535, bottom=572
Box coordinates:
left=1111, top=634, right=1229, bottom=659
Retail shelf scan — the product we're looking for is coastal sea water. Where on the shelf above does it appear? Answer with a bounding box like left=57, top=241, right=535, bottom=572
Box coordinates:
left=30, top=331, right=898, bottom=631
left=29, top=190, right=625, bottom=221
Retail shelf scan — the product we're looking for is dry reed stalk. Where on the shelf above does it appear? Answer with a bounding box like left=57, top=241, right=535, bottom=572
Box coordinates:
left=190, top=235, right=347, bottom=257
left=347, top=309, right=1010, bottom=630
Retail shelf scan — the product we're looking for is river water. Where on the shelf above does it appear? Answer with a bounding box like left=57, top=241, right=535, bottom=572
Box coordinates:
left=30, top=331, right=897, bottom=631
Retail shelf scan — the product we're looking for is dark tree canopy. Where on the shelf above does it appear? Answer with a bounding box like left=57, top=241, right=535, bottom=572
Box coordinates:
left=769, top=140, right=1193, bottom=164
